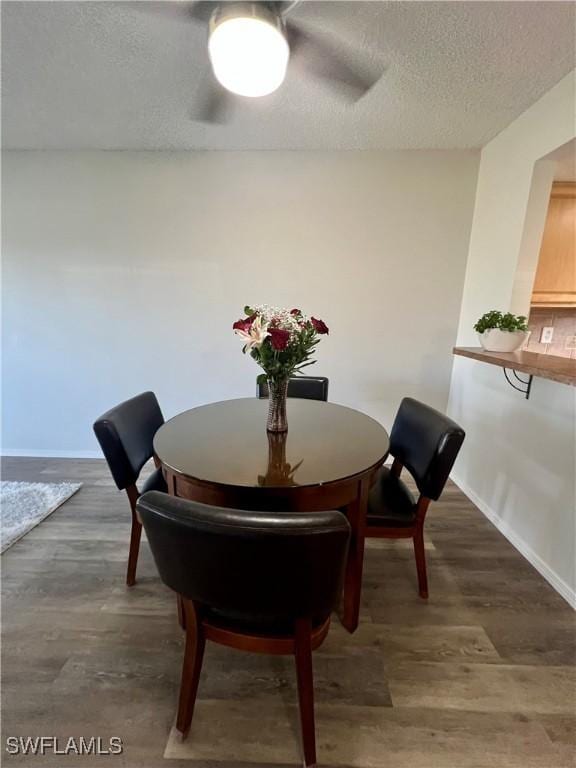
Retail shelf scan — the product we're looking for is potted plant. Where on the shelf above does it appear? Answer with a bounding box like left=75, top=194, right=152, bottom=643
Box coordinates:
left=233, top=305, right=329, bottom=432
left=473, top=310, right=529, bottom=352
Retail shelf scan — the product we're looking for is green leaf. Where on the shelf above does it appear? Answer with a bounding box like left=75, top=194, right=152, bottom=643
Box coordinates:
left=244, top=306, right=255, bottom=316
left=473, top=309, right=528, bottom=333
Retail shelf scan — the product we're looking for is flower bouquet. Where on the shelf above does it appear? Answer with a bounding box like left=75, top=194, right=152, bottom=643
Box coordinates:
left=233, top=305, right=329, bottom=432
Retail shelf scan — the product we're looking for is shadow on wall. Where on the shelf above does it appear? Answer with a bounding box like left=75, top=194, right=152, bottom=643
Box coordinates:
left=450, top=359, right=574, bottom=576
left=355, top=363, right=453, bottom=430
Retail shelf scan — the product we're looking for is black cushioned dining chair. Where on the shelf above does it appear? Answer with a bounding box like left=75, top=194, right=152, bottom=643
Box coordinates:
left=137, top=490, right=350, bottom=768
left=367, top=397, right=465, bottom=599
left=93, top=391, right=166, bottom=587
left=257, top=375, right=329, bottom=401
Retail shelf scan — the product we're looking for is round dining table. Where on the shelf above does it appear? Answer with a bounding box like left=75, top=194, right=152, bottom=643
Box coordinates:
left=154, top=398, right=390, bottom=633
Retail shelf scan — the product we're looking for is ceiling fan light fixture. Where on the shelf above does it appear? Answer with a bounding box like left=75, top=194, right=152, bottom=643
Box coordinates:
left=208, top=7, right=289, bottom=98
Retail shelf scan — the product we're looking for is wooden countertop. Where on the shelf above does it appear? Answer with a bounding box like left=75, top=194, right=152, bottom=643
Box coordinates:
left=453, top=347, right=576, bottom=387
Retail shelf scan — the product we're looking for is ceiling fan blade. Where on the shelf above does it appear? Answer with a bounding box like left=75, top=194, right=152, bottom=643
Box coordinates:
left=186, top=1, right=218, bottom=23
left=286, top=21, right=383, bottom=101
left=273, top=1, right=302, bottom=13
left=192, top=76, right=233, bottom=124
left=131, top=1, right=215, bottom=24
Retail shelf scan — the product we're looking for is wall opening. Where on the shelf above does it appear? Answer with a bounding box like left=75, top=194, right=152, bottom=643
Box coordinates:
left=513, top=138, right=576, bottom=358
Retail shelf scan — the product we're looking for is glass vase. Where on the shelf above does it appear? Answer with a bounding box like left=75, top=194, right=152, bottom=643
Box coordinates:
left=266, top=377, right=289, bottom=433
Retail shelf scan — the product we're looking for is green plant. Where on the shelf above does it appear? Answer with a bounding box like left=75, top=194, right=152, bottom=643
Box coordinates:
left=473, top=310, right=528, bottom=334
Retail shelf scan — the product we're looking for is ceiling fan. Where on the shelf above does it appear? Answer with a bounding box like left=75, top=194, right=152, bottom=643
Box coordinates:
left=142, top=1, right=383, bottom=123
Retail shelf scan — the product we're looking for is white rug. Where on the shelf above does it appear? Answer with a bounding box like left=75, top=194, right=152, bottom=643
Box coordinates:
left=0, top=481, right=82, bottom=553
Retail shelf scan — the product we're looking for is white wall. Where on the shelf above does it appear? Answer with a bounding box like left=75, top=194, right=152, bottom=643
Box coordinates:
left=448, top=71, right=576, bottom=606
left=2, top=150, right=478, bottom=455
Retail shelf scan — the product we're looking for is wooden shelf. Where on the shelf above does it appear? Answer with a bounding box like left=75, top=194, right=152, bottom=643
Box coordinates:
left=453, top=347, right=576, bottom=387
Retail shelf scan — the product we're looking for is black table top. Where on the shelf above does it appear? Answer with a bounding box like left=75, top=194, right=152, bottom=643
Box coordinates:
left=154, top=398, right=390, bottom=490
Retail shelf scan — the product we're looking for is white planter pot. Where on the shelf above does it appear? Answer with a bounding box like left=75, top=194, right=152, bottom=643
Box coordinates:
left=478, top=329, right=529, bottom=353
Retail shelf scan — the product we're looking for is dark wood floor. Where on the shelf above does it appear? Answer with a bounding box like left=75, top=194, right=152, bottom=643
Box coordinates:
left=2, top=457, right=575, bottom=767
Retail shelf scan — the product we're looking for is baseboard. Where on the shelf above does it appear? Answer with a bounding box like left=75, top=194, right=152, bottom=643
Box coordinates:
left=1, top=448, right=102, bottom=459
left=451, top=473, right=576, bottom=610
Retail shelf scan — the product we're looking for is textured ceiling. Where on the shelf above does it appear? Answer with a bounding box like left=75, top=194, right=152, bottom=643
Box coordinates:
left=2, top=1, right=575, bottom=150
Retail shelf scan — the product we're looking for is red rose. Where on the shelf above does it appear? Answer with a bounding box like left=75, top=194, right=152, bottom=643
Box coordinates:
left=232, top=314, right=256, bottom=332
left=268, top=327, right=291, bottom=350
left=311, top=317, right=329, bottom=335
left=290, top=308, right=301, bottom=315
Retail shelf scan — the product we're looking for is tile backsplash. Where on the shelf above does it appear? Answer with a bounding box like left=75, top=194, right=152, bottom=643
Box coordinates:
left=527, top=307, right=576, bottom=359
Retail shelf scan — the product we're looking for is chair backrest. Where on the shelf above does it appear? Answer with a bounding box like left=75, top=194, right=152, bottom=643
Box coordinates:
left=93, top=392, right=164, bottom=490
left=390, top=397, right=465, bottom=501
left=257, top=376, right=329, bottom=402
left=137, top=491, right=350, bottom=625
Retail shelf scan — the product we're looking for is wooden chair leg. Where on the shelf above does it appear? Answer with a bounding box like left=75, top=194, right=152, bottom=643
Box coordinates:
left=177, top=594, right=186, bottom=631
left=176, top=600, right=206, bottom=739
left=413, top=529, right=429, bottom=599
left=341, top=476, right=370, bottom=633
left=294, top=618, right=317, bottom=767
left=126, top=513, right=142, bottom=587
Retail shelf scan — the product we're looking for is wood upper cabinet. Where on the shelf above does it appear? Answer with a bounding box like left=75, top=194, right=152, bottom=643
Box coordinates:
left=531, top=182, right=576, bottom=307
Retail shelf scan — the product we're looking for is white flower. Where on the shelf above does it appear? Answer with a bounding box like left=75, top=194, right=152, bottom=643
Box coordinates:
left=235, top=314, right=270, bottom=351
left=253, top=304, right=306, bottom=339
